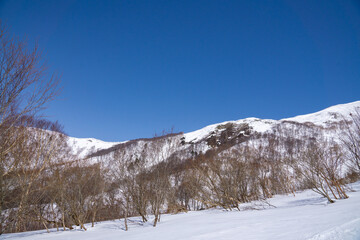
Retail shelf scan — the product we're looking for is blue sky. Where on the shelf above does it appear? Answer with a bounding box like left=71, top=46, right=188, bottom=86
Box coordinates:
left=1, top=0, right=359, bottom=141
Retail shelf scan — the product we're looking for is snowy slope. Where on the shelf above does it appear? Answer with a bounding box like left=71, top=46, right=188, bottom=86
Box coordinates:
left=184, top=101, right=360, bottom=143
left=67, top=137, right=124, bottom=158
left=4, top=182, right=360, bottom=240
left=282, top=101, right=360, bottom=127
left=184, top=118, right=276, bottom=143
left=66, top=101, right=360, bottom=159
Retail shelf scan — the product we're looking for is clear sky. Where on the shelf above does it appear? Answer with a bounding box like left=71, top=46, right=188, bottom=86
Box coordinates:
left=1, top=0, right=359, bottom=141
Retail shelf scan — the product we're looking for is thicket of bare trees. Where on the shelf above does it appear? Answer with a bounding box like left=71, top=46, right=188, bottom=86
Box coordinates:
left=181, top=137, right=292, bottom=211
left=109, top=135, right=176, bottom=229
left=289, top=139, right=348, bottom=203
left=4, top=118, right=67, bottom=232
left=1, top=124, right=110, bottom=234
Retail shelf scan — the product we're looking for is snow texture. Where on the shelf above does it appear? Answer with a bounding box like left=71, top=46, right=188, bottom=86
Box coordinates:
left=282, top=101, right=360, bottom=127
left=67, top=137, right=124, bottom=158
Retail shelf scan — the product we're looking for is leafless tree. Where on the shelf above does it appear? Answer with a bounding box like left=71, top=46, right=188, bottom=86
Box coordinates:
left=111, top=149, right=135, bottom=231
left=147, top=162, right=171, bottom=227
left=191, top=150, right=252, bottom=210
left=1, top=117, right=67, bottom=233
left=291, top=139, right=348, bottom=203
left=342, top=110, right=360, bottom=176
left=0, top=23, right=60, bottom=234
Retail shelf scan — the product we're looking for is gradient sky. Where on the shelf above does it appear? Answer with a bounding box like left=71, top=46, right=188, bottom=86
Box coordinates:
left=1, top=0, right=359, bottom=141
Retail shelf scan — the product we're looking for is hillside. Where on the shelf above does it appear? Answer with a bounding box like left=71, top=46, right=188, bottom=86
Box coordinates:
left=74, top=101, right=360, bottom=166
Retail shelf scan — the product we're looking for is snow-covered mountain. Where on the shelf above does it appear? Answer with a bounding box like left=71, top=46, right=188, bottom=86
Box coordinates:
left=67, top=137, right=125, bottom=158
left=282, top=101, right=360, bottom=126
left=70, top=101, right=360, bottom=162
left=184, top=100, right=360, bottom=143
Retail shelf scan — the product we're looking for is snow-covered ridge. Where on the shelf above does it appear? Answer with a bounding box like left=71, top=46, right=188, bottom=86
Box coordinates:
left=184, top=101, right=360, bottom=143
left=68, top=101, right=360, bottom=155
left=281, top=101, right=360, bottom=126
left=184, top=118, right=276, bottom=143
left=68, top=137, right=125, bottom=158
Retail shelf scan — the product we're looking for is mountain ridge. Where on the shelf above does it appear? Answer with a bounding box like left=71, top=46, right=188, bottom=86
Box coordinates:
left=69, top=100, right=360, bottom=158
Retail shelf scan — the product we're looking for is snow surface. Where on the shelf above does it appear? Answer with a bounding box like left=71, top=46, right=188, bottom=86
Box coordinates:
left=4, top=182, right=360, bottom=240
left=282, top=101, right=360, bottom=127
left=183, top=101, right=360, bottom=143
left=67, top=137, right=124, bottom=158
left=67, top=101, right=360, bottom=153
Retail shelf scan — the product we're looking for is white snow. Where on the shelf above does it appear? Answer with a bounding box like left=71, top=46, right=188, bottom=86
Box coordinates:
left=4, top=182, right=360, bottom=240
left=282, top=101, right=360, bottom=127
left=67, top=101, right=360, bottom=152
left=68, top=137, right=125, bottom=158
left=184, top=101, right=360, bottom=143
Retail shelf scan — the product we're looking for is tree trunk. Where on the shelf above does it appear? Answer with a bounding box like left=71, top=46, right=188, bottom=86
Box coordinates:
left=124, top=203, right=128, bottom=231
left=91, top=211, right=96, bottom=228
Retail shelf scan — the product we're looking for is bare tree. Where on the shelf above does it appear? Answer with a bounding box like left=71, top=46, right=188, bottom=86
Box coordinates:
left=192, top=150, right=251, bottom=210
left=342, top=110, right=360, bottom=176
left=111, top=149, right=135, bottom=231
left=0, top=23, right=60, bottom=234
left=1, top=117, right=67, bottom=233
left=147, top=162, right=171, bottom=227
left=291, top=139, right=348, bottom=203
